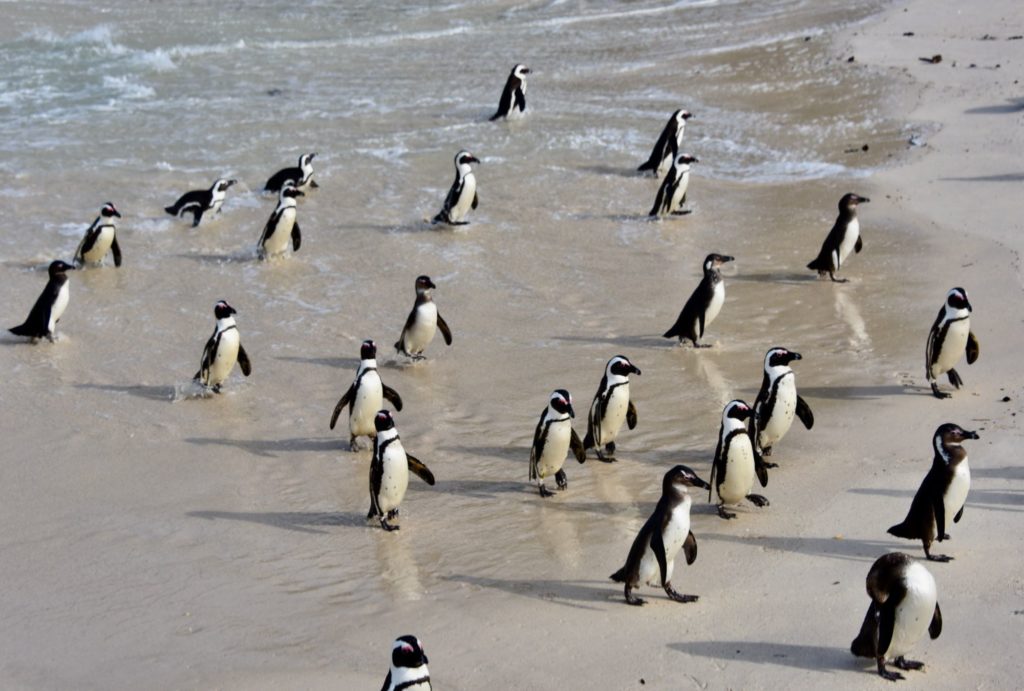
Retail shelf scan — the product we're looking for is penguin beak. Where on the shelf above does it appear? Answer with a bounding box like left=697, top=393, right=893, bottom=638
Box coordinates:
left=630, top=364, right=642, bottom=375
left=113, top=210, right=122, bottom=218
left=683, top=112, right=693, bottom=120
left=567, top=404, right=576, bottom=418
left=857, top=195, right=870, bottom=203
left=964, top=430, right=980, bottom=440
left=468, top=156, right=480, bottom=164
left=227, top=179, right=238, bottom=188
left=690, top=475, right=711, bottom=490
left=788, top=352, right=802, bottom=362
left=964, top=298, right=973, bottom=312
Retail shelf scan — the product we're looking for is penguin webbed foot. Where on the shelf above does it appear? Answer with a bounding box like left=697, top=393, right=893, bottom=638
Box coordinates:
left=746, top=494, right=770, bottom=508
left=877, top=659, right=905, bottom=682
left=829, top=273, right=848, bottom=283
left=692, top=341, right=712, bottom=349
left=624, top=586, right=646, bottom=606
left=664, top=583, right=698, bottom=604
left=555, top=470, right=568, bottom=490
left=930, top=382, right=951, bottom=399
left=941, top=533, right=951, bottom=540
left=763, top=460, right=779, bottom=469
left=893, top=656, right=924, bottom=672
left=380, top=518, right=400, bottom=532
left=925, top=552, right=953, bottom=563
left=387, top=508, right=400, bottom=519
left=717, top=506, right=737, bottom=520
left=595, top=448, right=617, bottom=463
left=947, top=369, right=964, bottom=389
left=538, top=484, right=555, bottom=498
left=670, top=209, right=692, bottom=216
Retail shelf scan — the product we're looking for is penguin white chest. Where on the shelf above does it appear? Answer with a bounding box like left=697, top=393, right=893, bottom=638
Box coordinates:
left=262, top=207, right=296, bottom=256
left=942, top=459, right=971, bottom=528
left=670, top=169, right=691, bottom=211
left=601, top=384, right=630, bottom=442
left=49, top=281, right=70, bottom=332
left=449, top=173, right=476, bottom=222
left=934, top=318, right=970, bottom=376
left=404, top=302, right=438, bottom=355
left=378, top=443, right=410, bottom=514
left=719, top=435, right=755, bottom=504
left=886, top=562, right=937, bottom=658
left=703, top=281, right=725, bottom=333
left=209, top=192, right=226, bottom=215
left=208, top=328, right=240, bottom=386
left=536, top=418, right=572, bottom=478
left=351, top=371, right=384, bottom=437
left=82, top=226, right=115, bottom=263
left=639, top=498, right=692, bottom=587
left=837, top=217, right=860, bottom=266
left=760, top=374, right=796, bottom=447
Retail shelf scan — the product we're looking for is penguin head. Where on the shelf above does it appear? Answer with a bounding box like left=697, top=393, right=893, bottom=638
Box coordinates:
left=213, top=300, right=237, bottom=319
left=839, top=193, right=869, bottom=211
left=935, top=423, right=980, bottom=452
left=414, top=275, right=437, bottom=296
left=723, top=400, right=752, bottom=422
left=703, top=253, right=734, bottom=273
left=608, top=355, right=641, bottom=378
left=675, top=153, right=699, bottom=167
left=674, top=109, right=693, bottom=124
left=665, top=464, right=711, bottom=493
left=454, top=150, right=479, bottom=171
left=512, top=64, right=531, bottom=78
left=100, top=202, right=122, bottom=219
left=549, top=389, right=575, bottom=418
left=360, top=339, right=377, bottom=361
left=765, top=347, right=802, bottom=369
left=280, top=184, right=305, bottom=200
left=214, top=178, right=238, bottom=192
left=300, top=152, right=316, bottom=166
left=946, top=287, right=972, bottom=312
left=391, top=635, right=428, bottom=669
left=374, top=410, right=396, bottom=433
left=48, top=260, right=75, bottom=277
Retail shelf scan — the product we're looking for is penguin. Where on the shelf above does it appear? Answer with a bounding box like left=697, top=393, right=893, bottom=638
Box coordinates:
left=193, top=300, right=252, bottom=393
left=394, top=275, right=452, bottom=360
left=165, top=178, right=237, bottom=227
left=752, top=347, right=814, bottom=463
left=257, top=184, right=303, bottom=260
left=851, top=552, right=942, bottom=681
left=637, top=109, right=693, bottom=178
left=887, top=423, right=978, bottom=562
left=9, top=260, right=75, bottom=342
left=73, top=202, right=122, bottom=267
left=264, top=152, right=318, bottom=193
left=663, top=253, right=734, bottom=348
left=368, top=410, right=436, bottom=532
left=806, top=193, right=870, bottom=282
left=708, top=400, right=769, bottom=519
left=490, top=63, right=530, bottom=121
left=432, top=150, right=479, bottom=226
left=925, top=287, right=980, bottom=399
left=330, top=340, right=404, bottom=450
left=649, top=154, right=698, bottom=218
left=582, top=355, right=641, bottom=462
left=610, top=465, right=710, bottom=606
left=529, top=389, right=586, bottom=497
left=381, top=635, right=431, bottom=691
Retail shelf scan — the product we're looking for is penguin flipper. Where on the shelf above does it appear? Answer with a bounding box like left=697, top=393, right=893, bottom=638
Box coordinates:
left=876, top=589, right=904, bottom=657
left=369, top=451, right=384, bottom=517
left=795, top=395, right=814, bottom=429
left=850, top=602, right=880, bottom=658
left=514, top=88, right=526, bottom=114
left=291, top=222, right=301, bottom=251
left=650, top=519, right=669, bottom=587
left=382, top=384, right=403, bottom=411
left=626, top=400, right=638, bottom=430
left=330, top=385, right=355, bottom=430
left=406, top=454, right=436, bottom=486
left=953, top=505, right=964, bottom=523
left=753, top=442, right=769, bottom=488
left=237, top=344, right=252, bottom=377
left=471, top=192, right=478, bottom=210
left=380, top=670, right=391, bottom=691
left=111, top=236, right=122, bottom=267
left=709, top=423, right=724, bottom=501
left=855, top=235, right=863, bottom=253
left=570, top=428, right=586, bottom=463
left=529, top=411, right=547, bottom=479
left=929, top=602, right=942, bottom=639
left=436, top=313, right=453, bottom=345
left=649, top=179, right=669, bottom=217
left=932, top=488, right=947, bottom=540
left=966, top=331, right=980, bottom=364
left=683, top=530, right=698, bottom=565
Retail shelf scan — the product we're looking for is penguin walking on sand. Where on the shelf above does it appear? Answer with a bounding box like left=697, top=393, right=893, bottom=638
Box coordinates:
left=73, top=202, right=122, bottom=267
left=610, top=465, right=710, bottom=606
left=330, top=340, right=404, bottom=450
left=194, top=300, right=252, bottom=393
left=9, top=260, right=75, bottom=342
left=394, top=275, right=452, bottom=360
left=264, top=152, right=318, bottom=193
left=433, top=151, right=479, bottom=226
left=807, top=193, right=870, bottom=282
left=887, top=423, right=978, bottom=562
left=529, top=389, right=586, bottom=497
left=257, top=184, right=303, bottom=260
left=663, top=253, right=734, bottom=348
left=490, top=64, right=530, bottom=121
left=925, top=287, right=980, bottom=399
left=649, top=154, right=698, bottom=218
left=851, top=552, right=942, bottom=681
left=583, top=355, right=641, bottom=462
left=165, top=178, right=237, bottom=227
left=638, top=109, right=693, bottom=178
left=752, top=347, right=814, bottom=463
left=709, top=400, right=769, bottom=519
left=368, top=410, right=435, bottom=532
left=381, top=635, right=431, bottom=691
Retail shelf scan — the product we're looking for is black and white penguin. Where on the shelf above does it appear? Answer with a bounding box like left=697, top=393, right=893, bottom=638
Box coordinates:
left=490, top=63, right=530, bottom=121
left=381, top=635, right=431, bottom=691
left=165, top=178, right=237, bottom=227
left=649, top=153, right=698, bottom=218
left=887, top=423, right=978, bottom=562
left=708, top=400, right=769, bottom=519
left=73, top=202, right=122, bottom=267
left=663, top=253, right=734, bottom=348
left=806, top=193, right=870, bottom=282
left=925, top=287, right=980, bottom=399
left=432, top=151, right=479, bottom=226
left=330, top=340, right=404, bottom=450
left=582, top=355, right=641, bottom=462
left=257, top=184, right=303, bottom=260
left=9, top=260, right=75, bottom=342
left=394, top=275, right=452, bottom=360
left=529, top=389, right=586, bottom=497
left=193, top=300, right=252, bottom=393
left=752, top=347, right=814, bottom=463
left=610, top=465, right=710, bottom=606
left=637, top=109, right=693, bottom=178
left=851, top=552, right=942, bottom=681
left=264, top=152, right=318, bottom=193
left=368, top=410, right=436, bottom=532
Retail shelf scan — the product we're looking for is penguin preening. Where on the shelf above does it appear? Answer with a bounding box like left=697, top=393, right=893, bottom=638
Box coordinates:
left=165, top=178, right=237, bottom=227
left=663, top=253, right=733, bottom=348
left=264, top=152, right=318, bottom=193
left=368, top=410, right=435, bottom=532
left=381, top=635, right=431, bottom=691
left=9, top=260, right=75, bottom=342
left=806, top=193, right=870, bottom=282
left=752, top=347, right=814, bottom=464
left=257, top=184, right=303, bottom=260
left=638, top=109, right=693, bottom=179
left=73, top=202, right=122, bottom=267
left=610, top=465, right=710, bottom=606
left=490, top=64, right=530, bottom=121
left=529, top=389, right=586, bottom=497
left=649, top=153, right=698, bottom=218
left=851, top=552, right=942, bottom=681
left=330, top=340, right=403, bottom=450
left=193, top=300, right=252, bottom=393
left=583, top=355, right=641, bottom=462
left=887, top=423, right=978, bottom=562
left=394, top=275, right=452, bottom=360
left=709, top=400, right=769, bottom=519
left=433, top=151, right=479, bottom=226
left=925, top=287, right=980, bottom=399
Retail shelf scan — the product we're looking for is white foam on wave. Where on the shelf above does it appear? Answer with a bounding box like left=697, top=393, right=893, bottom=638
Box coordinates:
left=103, top=75, right=155, bottom=100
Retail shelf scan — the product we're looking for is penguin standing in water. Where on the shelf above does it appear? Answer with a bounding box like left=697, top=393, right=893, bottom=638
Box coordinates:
left=73, top=202, right=122, bottom=267
left=490, top=64, right=530, bottom=121
left=194, top=300, right=252, bottom=393
left=264, top=152, right=318, bottom=193
left=663, top=253, right=734, bottom=348
left=583, top=355, right=641, bottom=461
left=638, top=109, right=693, bottom=178
left=925, top=287, right=980, bottom=399
left=381, top=635, right=431, bottom=691
left=851, top=552, right=942, bottom=681
left=9, top=260, right=75, bottom=342
left=806, top=193, right=870, bottom=282
left=330, top=340, right=403, bottom=450
left=610, top=465, right=710, bottom=606
left=394, top=275, right=452, bottom=360
left=887, top=423, right=978, bottom=562
left=752, top=347, right=814, bottom=463
left=368, top=410, right=435, bottom=532
left=529, top=389, right=586, bottom=497
left=165, top=178, right=237, bottom=227
left=709, top=400, right=769, bottom=519
left=432, top=151, right=479, bottom=226
left=257, top=184, right=303, bottom=260
left=649, top=154, right=699, bottom=218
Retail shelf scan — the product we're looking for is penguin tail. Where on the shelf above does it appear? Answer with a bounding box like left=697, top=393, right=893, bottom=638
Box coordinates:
left=806, top=256, right=828, bottom=271
left=582, top=430, right=594, bottom=450
left=164, top=204, right=179, bottom=216
left=886, top=521, right=916, bottom=540
left=9, top=323, right=33, bottom=337
left=637, top=160, right=655, bottom=173
left=610, top=566, right=626, bottom=582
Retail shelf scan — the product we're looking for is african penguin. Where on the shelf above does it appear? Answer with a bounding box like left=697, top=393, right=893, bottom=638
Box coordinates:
left=193, top=300, right=252, bottom=393
left=663, top=253, right=733, bottom=348
left=638, top=109, right=693, bottom=179
left=851, top=552, right=942, bottom=681
left=610, top=465, right=710, bottom=606
left=752, top=347, right=814, bottom=463
left=9, top=260, right=75, bottom=342
left=382, top=635, right=431, bottom=691
left=73, top=202, right=122, bottom=267
left=368, top=410, right=436, bottom=532
left=925, top=287, right=979, bottom=399
left=649, top=154, right=698, bottom=218
left=807, top=193, right=870, bottom=282
left=394, top=275, right=452, bottom=360
left=529, top=389, right=586, bottom=497
left=582, top=355, right=641, bottom=462
left=257, top=184, right=303, bottom=260
left=330, top=340, right=404, bottom=450
left=264, top=152, right=318, bottom=192
left=708, top=400, right=769, bottom=519
left=432, top=151, right=479, bottom=226
left=490, top=64, right=530, bottom=121
left=165, top=178, right=237, bottom=227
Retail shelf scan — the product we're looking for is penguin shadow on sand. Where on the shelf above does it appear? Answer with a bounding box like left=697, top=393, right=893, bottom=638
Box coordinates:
left=274, top=354, right=360, bottom=370
left=850, top=486, right=1024, bottom=514
left=74, top=382, right=176, bottom=401
left=184, top=435, right=342, bottom=459
left=553, top=333, right=664, bottom=350
left=186, top=509, right=367, bottom=535
left=173, top=249, right=258, bottom=264
left=699, top=531, right=894, bottom=563
left=797, top=384, right=913, bottom=400
left=669, top=640, right=853, bottom=675
left=577, top=164, right=647, bottom=179
left=443, top=574, right=615, bottom=611
left=728, top=271, right=819, bottom=285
